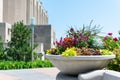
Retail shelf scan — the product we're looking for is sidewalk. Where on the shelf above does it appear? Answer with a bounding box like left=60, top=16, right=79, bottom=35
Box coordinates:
left=0, top=68, right=78, bottom=80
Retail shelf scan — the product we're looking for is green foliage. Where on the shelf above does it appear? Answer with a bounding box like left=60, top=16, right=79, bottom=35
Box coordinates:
left=100, top=49, right=113, bottom=55
left=105, top=32, right=120, bottom=72
left=107, top=49, right=120, bottom=71
left=5, top=21, right=34, bottom=61
left=0, top=60, right=53, bottom=70
left=0, top=36, right=5, bottom=60
left=102, top=33, right=120, bottom=51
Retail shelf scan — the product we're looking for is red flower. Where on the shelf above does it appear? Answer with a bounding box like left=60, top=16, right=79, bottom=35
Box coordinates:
left=108, top=32, right=112, bottom=36
left=113, top=37, right=118, bottom=41
left=64, top=38, right=72, bottom=42
left=63, top=38, right=73, bottom=48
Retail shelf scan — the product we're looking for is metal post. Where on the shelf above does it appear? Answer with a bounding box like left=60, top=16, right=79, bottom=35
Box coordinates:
left=30, top=17, right=35, bottom=61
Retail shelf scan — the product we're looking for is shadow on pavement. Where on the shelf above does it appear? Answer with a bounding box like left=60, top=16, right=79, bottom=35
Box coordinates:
left=56, top=72, right=78, bottom=80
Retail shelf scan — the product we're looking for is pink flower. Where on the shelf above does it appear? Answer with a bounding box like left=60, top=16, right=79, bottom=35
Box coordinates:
left=113, top=37, right=118, bottom=41
left=103, top=36, right=108, bottom=41
left=70, top=28, right=74, bottom=32
left=108, top=32, right=112, bottom=36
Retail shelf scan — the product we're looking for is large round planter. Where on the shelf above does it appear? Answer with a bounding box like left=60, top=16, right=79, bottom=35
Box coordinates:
left=46, top=54, right=115, bottom=75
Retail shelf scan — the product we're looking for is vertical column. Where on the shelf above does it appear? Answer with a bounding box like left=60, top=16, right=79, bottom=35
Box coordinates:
left=26, top=0, right=30, bottom=25
left=45, top=11, right=48, bottom=24
left=33, top=0, right=35, bottom=19
left=38, top=5, right=40, bottom=24
left=36, top=1, right=39, bottom=25
left=30, top=0, right=34, bottom=23
left=3, top=0, right=15, bottom=24
left=39, top=3, right=42, bottom=24
left=33, top=0, right=37, bottom=24
left=0, top=0, right=3, bottom=22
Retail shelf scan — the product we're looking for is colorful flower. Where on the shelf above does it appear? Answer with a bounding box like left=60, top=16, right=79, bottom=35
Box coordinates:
left=113, top=37, right=118, bottom=41
left=108, top=32, right=112, bottom=36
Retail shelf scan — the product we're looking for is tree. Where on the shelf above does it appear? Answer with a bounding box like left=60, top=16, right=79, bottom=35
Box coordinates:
left=6, top=21, right=36, bottom=61
left=0, top=36, right=5, bottom=60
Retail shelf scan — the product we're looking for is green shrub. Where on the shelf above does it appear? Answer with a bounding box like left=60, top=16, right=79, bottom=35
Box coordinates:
left=5, top=21, right=37, bottom=61
left=0, top=60, right=53, bottom=70
left=107, top=49, right=120, bottom=71
left=0, top=36, right=5, bottom=60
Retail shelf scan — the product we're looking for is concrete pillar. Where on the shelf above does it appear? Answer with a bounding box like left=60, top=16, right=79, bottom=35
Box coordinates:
left=45, top=11, right=48, bottom=24
left=26, top=0, right=30, bottom=25
left=3, top=0, right=27, bottom=25
left=36, top=1, right=39, bottom=25
left=0, top=0, right=3, bottom=22
left=0, top=22, right=11, bottom=43
left=39, top=4, right=42, bottom=24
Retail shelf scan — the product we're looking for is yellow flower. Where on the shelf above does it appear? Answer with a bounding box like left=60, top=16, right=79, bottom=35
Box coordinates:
left=62, top=47, right=78, bottom=57
left=46, top=50, right=51, bottom=54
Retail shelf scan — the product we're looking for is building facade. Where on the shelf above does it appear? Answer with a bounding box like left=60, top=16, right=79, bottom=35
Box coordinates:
left=0, top=0, right=56, bottom=53
left=1, top=0, right=48, bottom=25
left=0, top=0, right=3, bottom=22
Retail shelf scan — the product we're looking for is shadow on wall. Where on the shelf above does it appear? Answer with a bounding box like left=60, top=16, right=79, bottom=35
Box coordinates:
left=56, top=72, right=78, bottom=80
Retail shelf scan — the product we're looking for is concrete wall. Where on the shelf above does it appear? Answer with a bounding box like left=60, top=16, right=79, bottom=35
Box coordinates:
left=0, top=0, right=3, bottom=22
left=34, top=43, right=44, bottom=53
left=0, top=23, right=5, bottom=42
left=3, top=0, right=27, bottom=24
left=2, top=0, right=48, bottom=25
left=34, top=25, right=51, bottom=50
left=27, top=24, right=56, bottom=51
left=5, top=23, right=11, bottom=43
left=0, top=22, right=11, bottom=43
left=51, top=27, right=56, bottom=48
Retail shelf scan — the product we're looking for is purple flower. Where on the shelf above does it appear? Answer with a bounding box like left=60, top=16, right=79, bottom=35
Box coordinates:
left=81, top=36, right=88, bottom=42
left=77, top=30, right=80, bottom=33
left=61, top=42, right=66, bottom=48
left=73, top=37, right=78, bottom=45
left=108, top=32, right=112, bottom=36
left=74, top=34, right=77, bottom=38
left=59, top=37, right=63, bottom=44
left=70, top=28, right=74, bottom=32
left=79, top=33, right=82, bottom=38
left=56, top=41, right=60, bottom=46
left=53, top=42, right=55, bottom=45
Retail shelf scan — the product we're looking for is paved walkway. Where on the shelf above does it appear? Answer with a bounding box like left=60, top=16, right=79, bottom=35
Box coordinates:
left=0, top=68, right=78, bottom=80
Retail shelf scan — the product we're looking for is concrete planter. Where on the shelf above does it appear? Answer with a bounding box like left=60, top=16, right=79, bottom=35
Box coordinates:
left=46, top=54, right=115, bottom=75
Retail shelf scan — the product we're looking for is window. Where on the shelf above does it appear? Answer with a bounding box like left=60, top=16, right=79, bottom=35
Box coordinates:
left=8, top=28, right=11, bottom=35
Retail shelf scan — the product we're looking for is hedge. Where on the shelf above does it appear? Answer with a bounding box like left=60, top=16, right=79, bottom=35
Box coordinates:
left=0, top=60, right=53, bottom=70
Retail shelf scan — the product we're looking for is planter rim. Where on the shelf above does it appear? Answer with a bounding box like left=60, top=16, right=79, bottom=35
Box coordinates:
left=45, top=54, right=115, bottom=60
